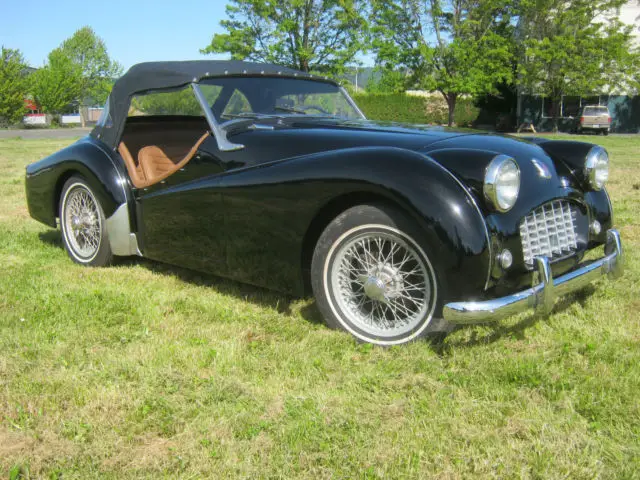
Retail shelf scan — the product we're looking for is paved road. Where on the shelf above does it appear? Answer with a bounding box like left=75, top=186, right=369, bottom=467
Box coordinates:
left=1, top=127, right=636, bottom=140
left=0, top=128, right=92, bottom=139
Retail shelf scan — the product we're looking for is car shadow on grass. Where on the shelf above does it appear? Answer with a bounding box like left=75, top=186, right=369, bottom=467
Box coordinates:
left=38, top=229, right=597, bottom=350
left=38, top=229, right=324, bottom=326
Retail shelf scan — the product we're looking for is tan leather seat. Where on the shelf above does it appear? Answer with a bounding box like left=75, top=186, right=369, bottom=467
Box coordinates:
left=138, top=145, right=176, bottom=180
left=119, top=132, right=209, bottom=188
left=118, top=142, right=147, bottom=188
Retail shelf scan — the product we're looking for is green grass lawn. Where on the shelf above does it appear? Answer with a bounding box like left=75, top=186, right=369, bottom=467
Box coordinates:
left=1, top=134, right=638, bottom=479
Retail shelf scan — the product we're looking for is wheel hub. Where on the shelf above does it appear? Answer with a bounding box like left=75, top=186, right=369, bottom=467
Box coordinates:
left=71, top=212, right=96, bottom=232
left=71, top=216, right=82, bottom=231
left=363, top=275, right=387, bottom=301
left=362, top=264, right=404, bottom=302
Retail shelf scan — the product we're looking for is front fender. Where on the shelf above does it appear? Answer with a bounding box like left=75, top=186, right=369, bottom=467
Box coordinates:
left=219, top=146, right=491, bottom=300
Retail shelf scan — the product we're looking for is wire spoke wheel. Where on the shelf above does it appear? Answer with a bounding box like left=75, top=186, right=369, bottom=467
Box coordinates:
left=328, top=228, right=436, bottom=340
left=62, top=185, right=102, bottom=260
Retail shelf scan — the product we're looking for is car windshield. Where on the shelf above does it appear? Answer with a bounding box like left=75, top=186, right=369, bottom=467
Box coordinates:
left=197, top=76, right=363, bottom=122
left=583, top=106, right=609, bottom=116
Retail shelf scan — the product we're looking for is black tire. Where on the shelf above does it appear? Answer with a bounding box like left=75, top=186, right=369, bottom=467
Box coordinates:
left=59, top=176, right=113, bottom=267
left=603, top=129, right=609, bottom=136
left=311, top=204, right=452, bottom=345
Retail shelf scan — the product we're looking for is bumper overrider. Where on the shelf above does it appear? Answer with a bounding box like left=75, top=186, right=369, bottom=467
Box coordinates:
left=443, top=229, right=623, bottom=324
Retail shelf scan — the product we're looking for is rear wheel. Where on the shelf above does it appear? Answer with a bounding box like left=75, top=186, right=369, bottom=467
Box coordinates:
left=59, top=176, right=113, bottom=267
left=603, top=129, right=609, bottom=136
left=311, top=204, right=450, bottom=345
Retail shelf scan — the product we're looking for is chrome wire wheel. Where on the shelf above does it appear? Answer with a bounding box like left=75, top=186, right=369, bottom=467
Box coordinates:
left=326, top=225, right=437, bottom=342
left=62, top=184, right=102, bottom=262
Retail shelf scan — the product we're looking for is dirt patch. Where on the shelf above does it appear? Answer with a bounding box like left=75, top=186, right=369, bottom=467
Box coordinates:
left=0, top=428, right=77, bottom=472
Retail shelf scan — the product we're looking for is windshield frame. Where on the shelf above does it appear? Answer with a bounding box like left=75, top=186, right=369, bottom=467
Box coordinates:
left=198, top=76, right=366, bottom=125
left=191, top=77, right=366, bottom=153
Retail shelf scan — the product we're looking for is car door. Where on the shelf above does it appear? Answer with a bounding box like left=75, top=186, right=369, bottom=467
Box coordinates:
left=136, top=136, right=228, bottom=276
left=124, top=86, right=229, bottom=275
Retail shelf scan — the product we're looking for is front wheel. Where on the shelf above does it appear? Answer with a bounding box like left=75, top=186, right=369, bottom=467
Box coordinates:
left=311, top=204, right=449, bottom=345
left=59, top=176, right=113, bottom=267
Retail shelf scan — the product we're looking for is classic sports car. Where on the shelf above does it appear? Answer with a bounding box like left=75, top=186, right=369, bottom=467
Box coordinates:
left=25, top=61, right=623, bottom=345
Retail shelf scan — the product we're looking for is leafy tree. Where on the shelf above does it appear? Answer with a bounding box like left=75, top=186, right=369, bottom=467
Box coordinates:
left=0, top=47, right=29, bottom=126
left=131, top=88, right=205, bottom=116
left=370, top=0, right=515, bottom=126
left=366, top=68, right=407, bottom=93
left=30, top=50, right=82, bottom=115
left=201, top=0, right=368, bottom=74
left=517, top=0, right=640, bottom=131
left=58, top=26, right=122, bottom=124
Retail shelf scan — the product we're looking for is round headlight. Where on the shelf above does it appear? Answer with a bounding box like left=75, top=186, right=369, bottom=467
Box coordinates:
left=585, top=146, right=609, bottom=190
left=484, top=155, right=520, bottom=212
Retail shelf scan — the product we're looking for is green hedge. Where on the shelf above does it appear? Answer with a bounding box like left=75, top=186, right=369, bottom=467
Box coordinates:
left=352, top=93, right=479, bottom=127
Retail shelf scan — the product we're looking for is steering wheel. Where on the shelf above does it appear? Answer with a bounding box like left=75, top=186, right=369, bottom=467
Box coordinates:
left=300, top=105, right=331, bottom=115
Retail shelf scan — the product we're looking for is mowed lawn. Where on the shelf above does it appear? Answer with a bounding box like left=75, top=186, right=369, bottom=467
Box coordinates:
left=0, top=134, right=638, bottom=479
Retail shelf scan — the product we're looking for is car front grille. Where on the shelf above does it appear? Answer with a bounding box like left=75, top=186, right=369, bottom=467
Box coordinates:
left=519, top=200, right=579, bottom=268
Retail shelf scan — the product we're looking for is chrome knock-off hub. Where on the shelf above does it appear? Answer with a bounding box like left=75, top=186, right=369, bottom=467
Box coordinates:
left=361, top=264, right=404, bottom=302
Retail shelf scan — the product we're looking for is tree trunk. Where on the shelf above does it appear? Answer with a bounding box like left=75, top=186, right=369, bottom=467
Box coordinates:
left=551, top=96, right=560, bottom=133
left=441, top=92, right=457, bottom=127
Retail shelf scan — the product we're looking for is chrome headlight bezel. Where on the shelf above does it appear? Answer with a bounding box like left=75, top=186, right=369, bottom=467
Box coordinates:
left=484, top=155, right=521, bottom=212
left=584, top=146, right=609, bottom=191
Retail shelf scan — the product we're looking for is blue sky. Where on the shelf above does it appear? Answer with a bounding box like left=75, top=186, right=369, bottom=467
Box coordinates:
left=0, top=0, right=230, bottom=71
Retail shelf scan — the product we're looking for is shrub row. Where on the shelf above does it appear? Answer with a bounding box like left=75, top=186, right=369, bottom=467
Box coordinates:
left=352, top=93, right=479, bottom=127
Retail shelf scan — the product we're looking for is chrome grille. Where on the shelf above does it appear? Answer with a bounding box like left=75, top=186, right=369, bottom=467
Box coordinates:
left=519, top=200, right=578, bottom=268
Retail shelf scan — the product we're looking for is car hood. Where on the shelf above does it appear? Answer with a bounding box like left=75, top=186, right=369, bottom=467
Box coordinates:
left=286, top=117, right=475, bottom=148
left=289, top=118, right=586, bottom=209
left=288, top=117, right=562, bottom=183
left=240, top=117, right=585, bottom=206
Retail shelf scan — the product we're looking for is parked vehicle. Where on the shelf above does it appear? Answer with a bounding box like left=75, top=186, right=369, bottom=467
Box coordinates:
left=575, top=105, right=612, bottom=135
left=25, top=61, right=623, bottom=345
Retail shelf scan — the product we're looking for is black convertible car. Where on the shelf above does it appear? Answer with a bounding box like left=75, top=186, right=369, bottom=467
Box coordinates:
left=25, top=61, right=623, bottom=345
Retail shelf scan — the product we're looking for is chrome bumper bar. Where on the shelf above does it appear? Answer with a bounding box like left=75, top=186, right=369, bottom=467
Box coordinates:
left=443, top=229, right=623, bottom=324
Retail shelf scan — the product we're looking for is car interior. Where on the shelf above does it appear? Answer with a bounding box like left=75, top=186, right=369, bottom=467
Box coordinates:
left=118, top=116, right=210, bottom=188
left=116, top=84, right=249, bottom=189
left=116, top=77, right=348, bottom=189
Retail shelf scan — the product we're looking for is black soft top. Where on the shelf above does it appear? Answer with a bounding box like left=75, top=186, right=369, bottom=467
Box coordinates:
left=92, top=60, right=335, bottom=148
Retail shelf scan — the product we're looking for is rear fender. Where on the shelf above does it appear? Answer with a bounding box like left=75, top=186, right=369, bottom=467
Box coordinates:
left=25, top=137, right=140, bottom=256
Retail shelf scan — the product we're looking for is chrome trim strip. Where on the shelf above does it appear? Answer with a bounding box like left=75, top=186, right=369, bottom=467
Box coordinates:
left=340, top=86, right=367, bottom=120
left=443, top=229, right=623, bottom=324
left=191, top=83, right=244, bottom=152
left=105, top=203, right=142, bottom=256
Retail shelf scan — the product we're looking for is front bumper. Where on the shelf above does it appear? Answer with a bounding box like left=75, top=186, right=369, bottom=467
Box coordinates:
left=443, top=229, right=623, bottom=324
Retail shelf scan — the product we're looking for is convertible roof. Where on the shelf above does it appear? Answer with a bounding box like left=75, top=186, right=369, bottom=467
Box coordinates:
left=91, top=60, right=336, bottom=148
left=113, top=60, right=333, bottom=95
